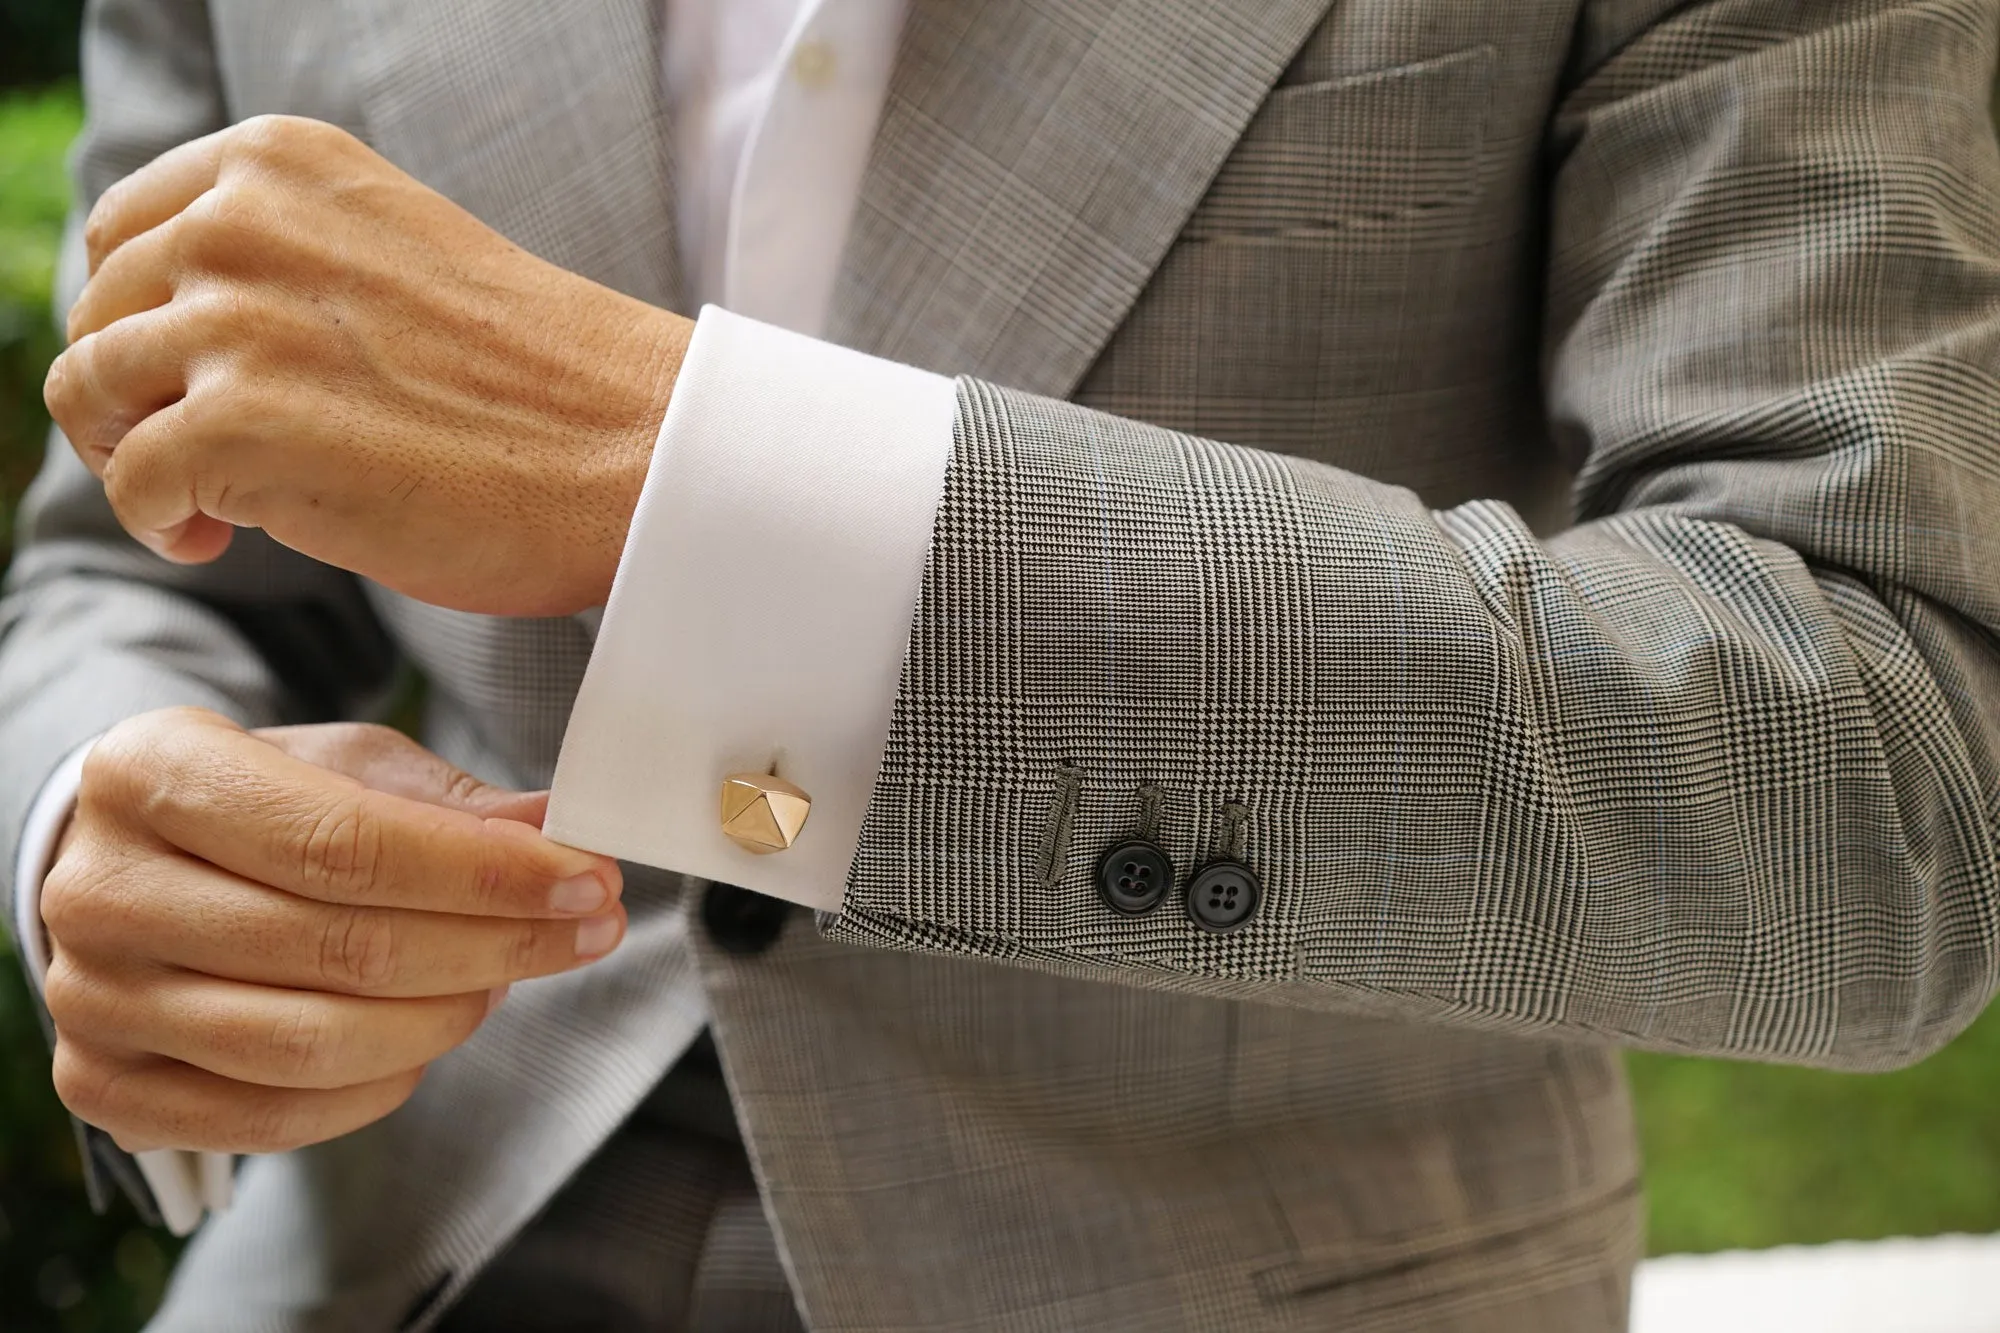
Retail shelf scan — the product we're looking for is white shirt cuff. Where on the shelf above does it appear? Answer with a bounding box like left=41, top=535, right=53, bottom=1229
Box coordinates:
left=10, top=737, right=228, bottom=1237
left=545, top=306, right=956, bottom=910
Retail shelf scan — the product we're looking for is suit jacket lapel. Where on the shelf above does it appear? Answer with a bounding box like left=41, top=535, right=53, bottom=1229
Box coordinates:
left=829, top=0, right=1339, bottom=396
left=343, top=0, right=682, bottom=311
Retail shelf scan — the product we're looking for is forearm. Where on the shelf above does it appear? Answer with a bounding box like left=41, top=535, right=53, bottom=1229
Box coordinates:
left=549, top=306, right=1998, bottom=1068
left=826, top=368, right=2000, bottom=1069
left=814, top=0, right=2000, bottom=1067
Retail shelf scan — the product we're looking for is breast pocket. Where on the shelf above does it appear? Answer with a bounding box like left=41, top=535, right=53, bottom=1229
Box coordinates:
left=1077, top=46, right=1509, bottom=487
left=1183, top=44, right=1499, bottom=242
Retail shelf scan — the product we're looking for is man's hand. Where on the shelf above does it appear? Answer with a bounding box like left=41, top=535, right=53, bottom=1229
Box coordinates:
left=39, top=708, right=627, bottom=1155
left=44, top=115, right=693, bottom=616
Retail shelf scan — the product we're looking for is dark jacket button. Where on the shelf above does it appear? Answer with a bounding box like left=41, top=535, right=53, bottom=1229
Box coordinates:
left=702, top=883, right=792, bottom=956
left=1186, top=861, right=1260, bottom=933
left=1097, top=839, right=1173, bottom=916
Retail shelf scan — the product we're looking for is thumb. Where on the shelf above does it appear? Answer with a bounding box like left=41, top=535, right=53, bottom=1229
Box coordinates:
left=254, top=723, right=549, bottom=826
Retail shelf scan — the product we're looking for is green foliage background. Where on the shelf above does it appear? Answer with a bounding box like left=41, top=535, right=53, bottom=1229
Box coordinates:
left=1, top=17, right=1998, bottom=1333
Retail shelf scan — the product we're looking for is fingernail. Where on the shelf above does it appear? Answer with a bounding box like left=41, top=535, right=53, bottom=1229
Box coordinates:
left=575, top=915, right=622, bottom=959
left=486, top=985, right=511, bottom=1016
left=549, top=874, right=609, bottom=915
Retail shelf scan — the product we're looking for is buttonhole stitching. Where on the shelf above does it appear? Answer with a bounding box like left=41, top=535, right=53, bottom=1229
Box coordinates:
left=1134, top=783, right=1165, bottom=843
left=1221, top=802, right=1251, bottom=863
left=1037, top=762, right=1084, bottom=889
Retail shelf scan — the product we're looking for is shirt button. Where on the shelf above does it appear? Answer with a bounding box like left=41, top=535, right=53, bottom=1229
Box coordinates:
left=791, top=39, right=838, bottom=90
left=1185, top=861, right=1261, bottom=933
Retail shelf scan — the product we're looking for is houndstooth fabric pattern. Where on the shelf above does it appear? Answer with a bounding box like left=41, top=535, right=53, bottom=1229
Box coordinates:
left=831, top=0, right=2000, bottom=1071
left=2, top=0, right=1996, bottom=1328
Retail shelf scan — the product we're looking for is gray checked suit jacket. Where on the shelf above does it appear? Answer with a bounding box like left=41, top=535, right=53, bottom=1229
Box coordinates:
left=6, top=0, right=2000, bottom=1328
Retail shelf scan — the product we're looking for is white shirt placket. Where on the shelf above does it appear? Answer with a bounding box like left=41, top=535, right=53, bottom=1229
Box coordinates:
left=724, top=0, right=910, bottom=335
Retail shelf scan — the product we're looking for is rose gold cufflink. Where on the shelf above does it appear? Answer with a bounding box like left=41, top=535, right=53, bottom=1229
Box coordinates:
left=719, top=772, right=812, bottom=854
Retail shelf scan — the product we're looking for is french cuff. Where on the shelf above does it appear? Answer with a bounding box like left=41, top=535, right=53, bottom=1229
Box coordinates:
left=545, top=306, right=956, bottom=911
left=11, top=737, right=228, bottom=1237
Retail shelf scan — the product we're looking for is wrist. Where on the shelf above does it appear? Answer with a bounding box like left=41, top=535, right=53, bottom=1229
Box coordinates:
left=579, top=305, right=694, bottom=610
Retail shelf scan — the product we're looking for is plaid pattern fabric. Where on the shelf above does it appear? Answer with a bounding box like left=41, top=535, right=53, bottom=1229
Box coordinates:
left=432, top=1042, right=806, bottom=1333
left=833, top=0, right=2000, bottom=1071
left=2, top=0, right=1996, bottom=1328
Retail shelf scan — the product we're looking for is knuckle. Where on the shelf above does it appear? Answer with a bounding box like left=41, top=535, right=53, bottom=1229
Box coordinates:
left=180, top=281, right=256, bottom=344
left=82, top=193, right=120, bottom=262
left=39, top=954, right=94, bottom=1030
left=50, top=1041, right=124, bottom=1128
left=265, top=1000, right=340, bottom=1084
left=346, top=722, right=403, bottom=749
left=236, top=1092, right=309, bottom=1155
left=232, top=113, right=298, bottom=161
left=466, top=833, right=533, bottom=915
left=46, top=960, right=151, bottom=1056
left=181, top=184, right=274, bottom=270
left=78, top=727, right=137, bottom=809
left=178, top=376, right=260, bottom=455
left=50, top=335, right=134, bottom=458
left=97, top=440, right=154, bottom=518
left=38, top=847, right=129, bottom=956
left=439, top=765, right=489, bottom=809
left=248, top=1070, right=413, bottom=1155
left=191, top=461, right=252, bottom=529
left=37, top=857, right=87, bottom=943
left=48, top=1042, right=100, bottom=1117
left=299, top=797, right=384, bottom=900
left=233, top=115, right=349, bottom=177
left=43, top=347, right=76, bottom=418
left=504, top=921, right=543, bottom=980
left=251, top=721, right=352, bottom=771
left=334, top=723, right=414, bottom=771
left=317, top=909, right=400, bottom=993
left=87, top=712, right=154, bottom=774
left=463, top=855, right=507, bottom=917
left=87, top=708, right=202, bottom=821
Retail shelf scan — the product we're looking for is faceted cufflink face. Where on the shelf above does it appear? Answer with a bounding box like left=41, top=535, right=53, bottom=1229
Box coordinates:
left=719, top=773, right=812, bottom=854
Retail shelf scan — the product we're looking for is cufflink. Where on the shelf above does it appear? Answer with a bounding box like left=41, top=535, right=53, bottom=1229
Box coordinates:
left=719, top=772, right=812, bottom=854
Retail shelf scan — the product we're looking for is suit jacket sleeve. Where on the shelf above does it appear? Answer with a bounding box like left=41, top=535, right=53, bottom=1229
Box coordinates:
left=0, top=0, right=397, bottom=1217
left=827, top=0, right=2000, bottom=1073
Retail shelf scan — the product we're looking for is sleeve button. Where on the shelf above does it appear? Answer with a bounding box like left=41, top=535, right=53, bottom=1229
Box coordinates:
left=1096, top=839, right=1173, bottom=916
left=1186, top=861, right=1260, bottom=933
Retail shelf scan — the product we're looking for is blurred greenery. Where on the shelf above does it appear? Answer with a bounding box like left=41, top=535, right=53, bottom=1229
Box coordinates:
left=1632, top=1016, right=2000, bottom=1255
left=0, top=78, right=187, bottom=1333
left=2, top=35, right=2000, bottom=1333
left=0, top=80, right=73, bottom=558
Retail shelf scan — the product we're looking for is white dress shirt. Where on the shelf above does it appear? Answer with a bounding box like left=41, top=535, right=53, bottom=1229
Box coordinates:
left=544, top=0, right=954, bottom=906
left=17, top=0, right=953, bottom=1232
